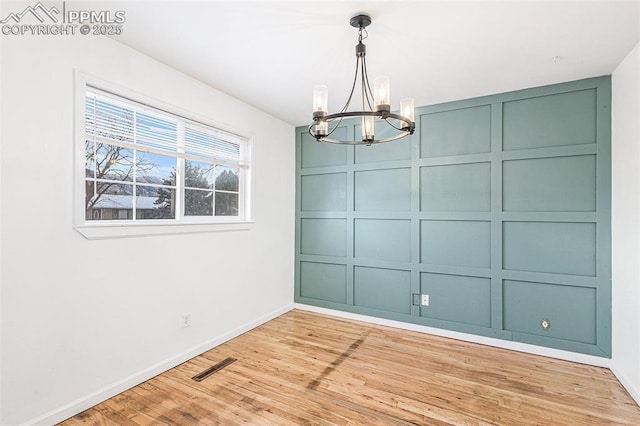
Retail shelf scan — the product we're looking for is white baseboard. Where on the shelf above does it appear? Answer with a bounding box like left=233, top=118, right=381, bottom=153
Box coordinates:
left=611, top=364, right=640, bottom=406
left=295, top=303, right=610, bottom=368
left=27, top=303, right=295, bottom=426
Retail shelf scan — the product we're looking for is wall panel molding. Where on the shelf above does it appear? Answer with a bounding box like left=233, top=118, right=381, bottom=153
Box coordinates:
left=295, top=76, right=611, bottom=357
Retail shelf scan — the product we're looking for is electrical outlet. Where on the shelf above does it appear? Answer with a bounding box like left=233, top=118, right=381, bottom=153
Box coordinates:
left=181, top=313, right=191, bottom=328
left=421, top=294, right=430, bottom=306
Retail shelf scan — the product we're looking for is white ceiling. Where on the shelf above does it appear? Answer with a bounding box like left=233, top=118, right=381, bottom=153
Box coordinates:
left=87, top=1, right=639, bottom=126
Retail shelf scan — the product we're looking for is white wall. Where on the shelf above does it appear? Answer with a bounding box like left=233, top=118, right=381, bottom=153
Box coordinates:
left=611, top=40, right=640, bottom=405
left=0, top=1, right=4, bottom=422
left=0, top=26, right=295, bottom=425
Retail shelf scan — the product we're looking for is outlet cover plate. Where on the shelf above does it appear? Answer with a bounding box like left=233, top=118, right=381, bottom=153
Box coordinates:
left=421, top=294, right=430, bottom=306
left=181, top=313, right=191, bottom=328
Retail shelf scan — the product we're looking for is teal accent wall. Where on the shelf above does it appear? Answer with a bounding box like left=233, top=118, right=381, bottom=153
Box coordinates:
left=295, top=76, right=612, bottom=357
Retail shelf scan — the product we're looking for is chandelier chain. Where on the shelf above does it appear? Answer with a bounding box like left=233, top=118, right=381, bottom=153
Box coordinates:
left=358, top=26, right=368, bottom=43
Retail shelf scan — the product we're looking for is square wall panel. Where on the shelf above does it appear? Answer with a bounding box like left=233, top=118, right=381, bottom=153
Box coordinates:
left=421, top=162, right=491, bottom=211
left=503, top=222, right=596, bottom=276
left=420, top=105, right=491, bottom=158
left=503, top=89, right=596, bottom=151
left=301, top=173, right=347, bottom=211
left=300, top=262, right=346, bottom=303
left=503, top=155, right=596, bottom=212
left=354, top=219, right=411, bottom=262
left=421, top=220, right=491, bottom=268
left=300, top=219, right=346, bottom=257
left=300, top=127, right=348, bottom=168
left=355, top=168, right=411, bottom=211
left=503, top=280, right=596, bottom=344
left=354, top=267, right=411, bottom=314
left=355, top=122, right=411, bottom=164
left=420, top=273, right=491, bottom=327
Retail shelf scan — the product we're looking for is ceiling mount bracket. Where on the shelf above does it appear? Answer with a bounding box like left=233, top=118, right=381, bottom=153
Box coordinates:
left=350, top=13, right=372, bottom=29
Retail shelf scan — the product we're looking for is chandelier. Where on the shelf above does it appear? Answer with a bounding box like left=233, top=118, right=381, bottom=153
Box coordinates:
left=309, top=13, right=415, bottom=145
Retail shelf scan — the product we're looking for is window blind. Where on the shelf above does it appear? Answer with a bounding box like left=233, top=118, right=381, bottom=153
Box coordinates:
left=85, top=87, right=248, bottom=167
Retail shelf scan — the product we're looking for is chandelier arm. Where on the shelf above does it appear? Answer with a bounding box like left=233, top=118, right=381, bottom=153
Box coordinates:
left=362, top=60, right=374, bottom=112
left=385, top=112, right=416, bottom=133
left=309, top=112, right=348, bottom=139
left=361, top=61, right=366, bottom=112
left=361, top=56, right=375, bottom=109
left=308, top=116, right=345, bottom=141
left=324, top=115, right=345, bottom=138
left=339, top=56, right=361, bottom=114
left=309, top=116, right=346, bottom=140
left=384, top=117, right=405, bottom=131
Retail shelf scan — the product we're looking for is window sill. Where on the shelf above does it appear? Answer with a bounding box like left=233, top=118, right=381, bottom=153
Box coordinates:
left=74, top=221, right=254, bottom=240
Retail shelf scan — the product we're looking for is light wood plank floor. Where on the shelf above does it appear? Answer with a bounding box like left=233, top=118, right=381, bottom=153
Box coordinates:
left=61, top=309, right=640, bottom=425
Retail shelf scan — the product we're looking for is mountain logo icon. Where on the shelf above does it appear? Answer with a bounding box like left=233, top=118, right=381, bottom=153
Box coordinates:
left=0, top=2, right=60, bottom=24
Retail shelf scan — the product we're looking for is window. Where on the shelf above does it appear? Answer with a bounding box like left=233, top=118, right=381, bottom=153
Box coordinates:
left=81, top=87, right=251, bottom=231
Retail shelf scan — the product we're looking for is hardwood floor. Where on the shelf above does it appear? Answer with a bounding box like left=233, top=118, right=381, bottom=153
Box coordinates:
left=61, top=310, right=640, bottom=425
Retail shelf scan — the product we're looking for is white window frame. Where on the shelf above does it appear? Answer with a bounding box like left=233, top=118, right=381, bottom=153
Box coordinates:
left=74, top=71, right=254, bottom=239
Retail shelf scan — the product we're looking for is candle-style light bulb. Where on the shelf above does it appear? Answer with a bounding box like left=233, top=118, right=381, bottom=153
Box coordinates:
left=374, top=76, right=390, bottom=112
left=400, top=98, right=415, bottom=128
left=316, top=120, right=328, bottom=138
left=313, top=85, right=328, bottom=113
left=362, top=116, right=374, bottom=142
